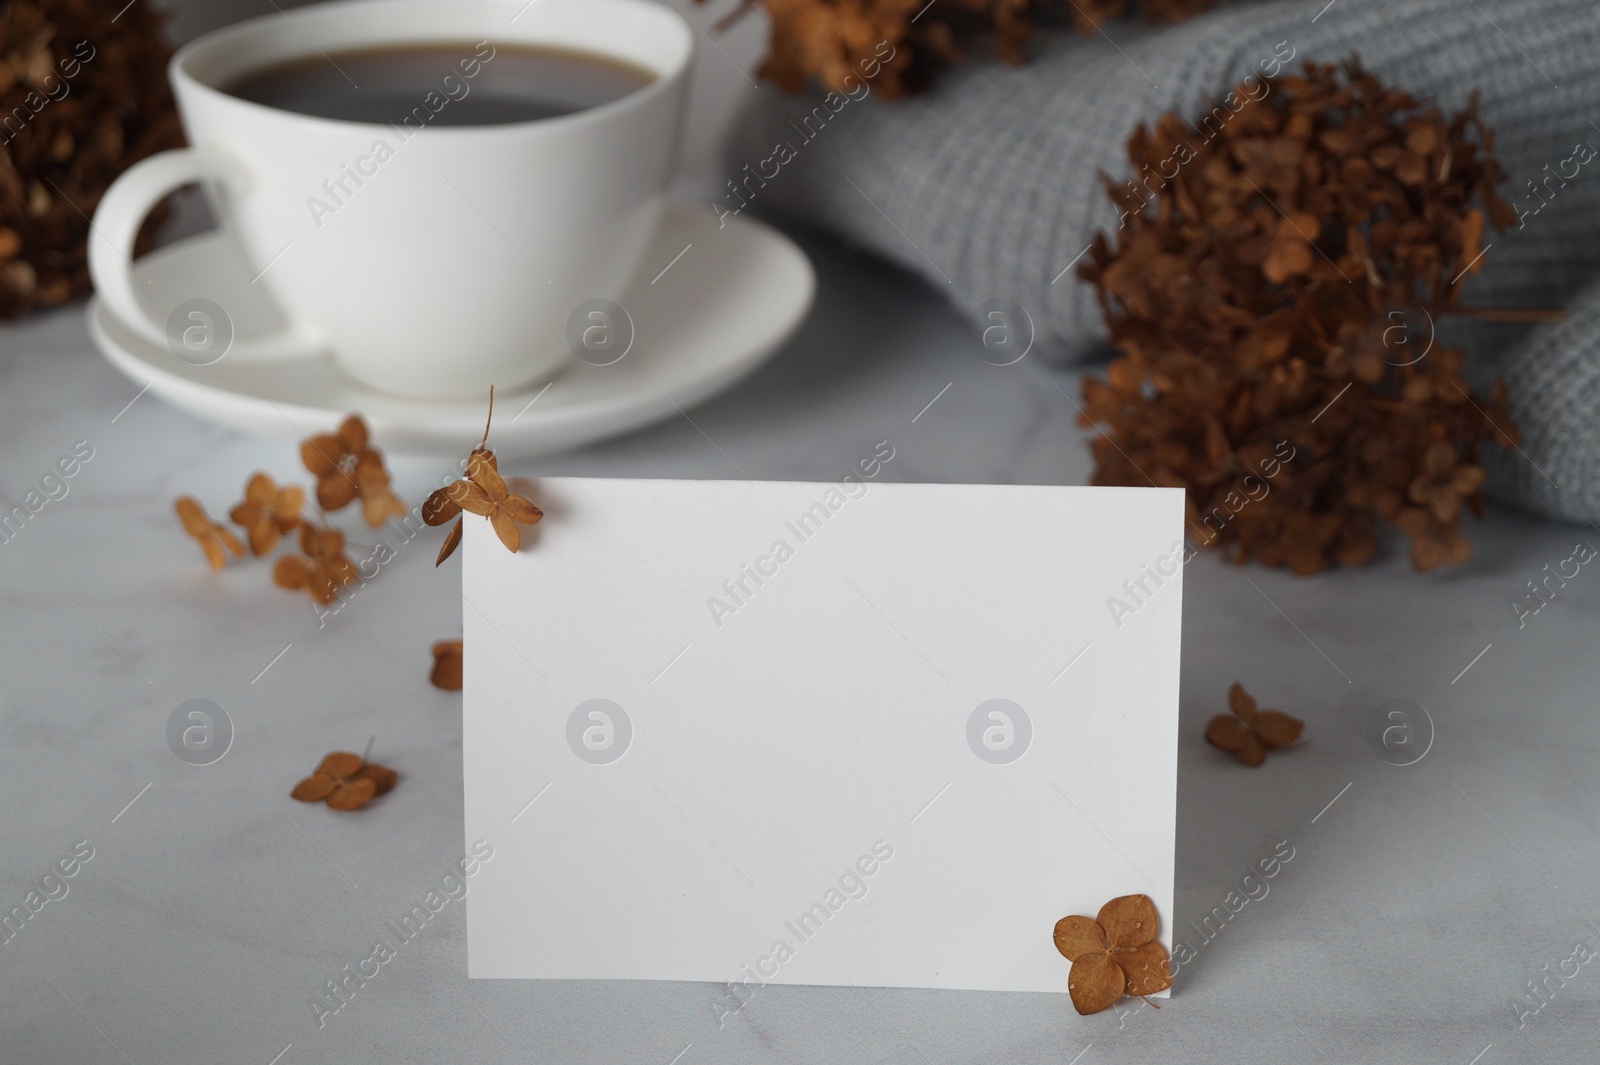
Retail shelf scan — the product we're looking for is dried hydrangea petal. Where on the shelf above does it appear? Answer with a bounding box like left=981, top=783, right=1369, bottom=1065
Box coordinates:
left=1252, top=709, right=1304, bottom=748
left=291, top=772, right=338, bottom=802
left=1117, top=940, right=1173, bottom=996
left=326, top=777, right=377, bottom=811
left=1097, top=894, right=1158, bottom=949
left=1068, top=952, right=1126, bottom=1016
left=1053, top=915, right=1107, bottom=961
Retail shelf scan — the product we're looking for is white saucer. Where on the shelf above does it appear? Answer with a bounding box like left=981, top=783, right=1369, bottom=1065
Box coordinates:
left=88, top=204, right=814, bottom=458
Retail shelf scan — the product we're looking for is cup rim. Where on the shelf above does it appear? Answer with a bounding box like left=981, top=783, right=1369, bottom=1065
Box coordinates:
left=169, top=0, right=694, bottom=137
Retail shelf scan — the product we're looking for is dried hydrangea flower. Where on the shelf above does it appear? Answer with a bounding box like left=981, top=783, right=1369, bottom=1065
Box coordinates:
left=1053, top=894, right=1172, bottom=1015
left=430, top=639, right=463, bottom=691
left=174, top=496, right=243, bottom=569
left=300, top=414, right=403, bottom=525
left=1080, top=59, right=1521, bottom=573
left=291, top=750, right=397, bottom=811
left=709, top=0, right=1229, bottom=99
left=271, top=525, right=359, bottom=605
left=424, top=389, right=541, bottom=563
left=1205, top=682, right=1303, bottom=766
left=228, top=472, right=304, bottom=556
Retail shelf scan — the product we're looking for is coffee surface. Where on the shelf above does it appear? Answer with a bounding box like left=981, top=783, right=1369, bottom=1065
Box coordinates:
left=224, top=42, right=653, bottom=125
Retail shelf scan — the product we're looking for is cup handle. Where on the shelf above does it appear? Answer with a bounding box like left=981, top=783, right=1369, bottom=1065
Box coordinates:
left=89, top=146, right=323, bottom=360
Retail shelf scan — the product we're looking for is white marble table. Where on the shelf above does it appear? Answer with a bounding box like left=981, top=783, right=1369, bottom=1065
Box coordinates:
left=3, top=212, right=1599, bottom=1065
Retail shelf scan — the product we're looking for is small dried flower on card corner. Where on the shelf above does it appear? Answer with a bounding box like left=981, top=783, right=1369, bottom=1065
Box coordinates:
left=1053, top=893, right=1172, bottom=1015
left=424, top=446, right=540, bottom=563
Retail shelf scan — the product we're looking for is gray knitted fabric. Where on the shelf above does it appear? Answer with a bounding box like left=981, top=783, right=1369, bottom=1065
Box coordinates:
left=723, top=0, right=1600, bottom=521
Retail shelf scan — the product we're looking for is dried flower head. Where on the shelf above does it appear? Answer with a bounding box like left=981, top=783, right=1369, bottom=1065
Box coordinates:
left=228, top=472, right=304, bottom=555
left=0, top=0, right=184, bottom=318
left=271, top=524, right=359, bottom=605
left=174, top=496, right=244, bottom=569
left=1205, top=682, right=1303, bottom=766
left=424, top=389, right=542, bottom=564
left=430, top=639, right=463, bottom=691
left=712, top=0, right=1230, bottom=99
left=291, top=748, right=397, bottom=811
left=1053, top=893, right=1172, bottom=1014
left=1080, top=59, right=1520, bottom=573
left=299, top=414, right=403, bottom=525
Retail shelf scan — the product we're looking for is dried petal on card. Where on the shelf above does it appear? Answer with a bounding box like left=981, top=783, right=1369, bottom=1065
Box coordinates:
left=1053, top=915, right=1108, bottom=961
left=1097, top=894, right=1158, bottom=949
left=1118, top=940, right=1174, bottom=996
left=1067, top=952, right=1126, bottom=1016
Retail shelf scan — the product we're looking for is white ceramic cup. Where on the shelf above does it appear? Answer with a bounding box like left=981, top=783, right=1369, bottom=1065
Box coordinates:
left=89, top=0, right=692, bottom=399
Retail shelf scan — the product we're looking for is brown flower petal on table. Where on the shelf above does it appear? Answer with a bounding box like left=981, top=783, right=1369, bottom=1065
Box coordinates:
left=228, top=472, right=304, bottom=555
left=431, top=639, right=463, bottom=690
left=174, top=496, right=244, bottom=569
left=1053, top=893, right=1172, bottom=1015
left=291, top=749, right=396, bottom=811
left=1206, top=682, right=1303, bottom=766
left=299, top=414, right=403, bottom=526
left=271, top=524, right=359, bottom=605
left=1205, top=715, right=1266, bottom=766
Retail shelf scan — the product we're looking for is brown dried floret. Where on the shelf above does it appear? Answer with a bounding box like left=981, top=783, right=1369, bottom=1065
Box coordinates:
left=299, top=414, right=403, bottom=526
left=708, top=0, right=1230, bottom=99
left=271, top=524, right=359, bottom=605
left=1053, top=893, right=1172, bottom=1014
left=1080, top=58, right=1520, bottom=573
left=0, top=1, right=184, bottom=319
left=1205, top=682, right=1303, bottom=766
left=430, top=639, right=463, bottom=691
left=291, top=749, right=397, bottom=811
left=174, top=496, right=244, bottom=569
left=424, top=390, right=541, bottom=564
left=228, top=472, right=304, bottom=556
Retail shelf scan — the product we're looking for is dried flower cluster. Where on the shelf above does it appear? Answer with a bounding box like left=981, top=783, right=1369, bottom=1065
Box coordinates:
left=171, top=413, right=398, bottom=607
left=710, top=0, right=1234, bottom=98
left=301, top=415, right=405, bottom=527
left=1053, top=893, right=1172, bottom=1014
left=292, top=746, right=397, bottom=811
left=1205, top=682, right=1302, bottom=766
left=0, top=0, right=183, bottom=317
left=1080, top=59, right=1522, bottom=573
